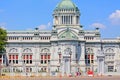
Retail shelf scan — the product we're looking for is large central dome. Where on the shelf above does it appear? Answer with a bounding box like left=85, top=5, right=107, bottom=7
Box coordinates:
left=53, top=0, right=80, bottom=27
left=55, top=0, right=79, bottom=10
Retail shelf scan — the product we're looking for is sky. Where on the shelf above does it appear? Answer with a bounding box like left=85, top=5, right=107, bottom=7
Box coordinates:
left=0, top=0, right=120, bottom=38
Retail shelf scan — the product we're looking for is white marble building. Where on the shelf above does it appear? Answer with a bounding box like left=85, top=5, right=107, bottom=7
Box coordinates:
left=0, top=0, right=120, bottom=76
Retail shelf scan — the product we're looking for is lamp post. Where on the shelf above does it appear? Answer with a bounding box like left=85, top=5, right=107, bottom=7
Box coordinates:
left=91, top=63, right=94, bottom=75
left=69, top=50, right=72, bottom=75
left=22, top=60, right=25, bottom=76
left=21, top=55, right=26, bottom=76
left=60, top=62, right=63, bottom=76
left=58, top=48, right=62, bottom=76
left=48, top=61, right=50, bottom=76
left=10, top=62, right=13, bottom=76
left=35, top=62, right=38, bottom=76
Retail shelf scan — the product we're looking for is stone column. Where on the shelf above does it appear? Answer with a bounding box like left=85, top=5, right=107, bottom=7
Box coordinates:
left=19, top=46, right=23, bottom=67
left=98, top=58, right=105, bottom=75
left=50, top=43, right=57, bottom=74
left=97, top=54, right=105, bottom=75
left=62, top=58, right=65, bottom=76
left=65, top=58, right=70, bottom=75
left=79, top=43, right=85, bottom=73
left=62, top=57, right=71, bottom=76
left=58, top=15, right=61, bottom=25
left=4, top=55, right=6, bottom=66
left=2, top=54, right=3, bottom=65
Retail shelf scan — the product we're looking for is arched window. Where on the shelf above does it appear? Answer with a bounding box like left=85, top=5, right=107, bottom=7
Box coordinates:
left=76, top=16, right=79, bottom=24
left=9, top=48, right=18, bottom=64
left=9, top=48, right=18, bottom=53
left=23, top=48, right=32, bottom=53
left=105, top=48, right=114, bottom=53
left=22, top=48, right=33, bottom=64
left=86, top=48, right=93, bottom=53
left=105, top=48, right=115, bottom=60
left=40, top=48, right=50, bottom=64
left=85, top=48, right=94, bottom=65
left=41, top=48, right=50, bottom=53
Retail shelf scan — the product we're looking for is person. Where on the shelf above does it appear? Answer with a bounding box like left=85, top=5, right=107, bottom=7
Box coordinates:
left=87, top=70, right=93, bottom=77
left=78, top=72, right=81, bottom=76
left=76, top=71, right=81, bottom=76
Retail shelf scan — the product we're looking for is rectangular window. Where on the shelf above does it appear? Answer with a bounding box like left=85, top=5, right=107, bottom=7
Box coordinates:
left=9, top=54, right=18, bottom=64
left=26, top=55, right=29, bottom=59
left=91, top=60, right=94, bottom=63
left=59, top=54, right=61, bottom=63
left=48, top=55, right=50, bottom=59
left=16, top=60, right=18, bottom=64
left=41, top=55, right=43, bottom=59
left=41, top=60, right=43, bottom=64
left=108, top=66, right=114, bottom=72
left=26, top=60, right=29, bottom=64
left=85, top=54, right=94, bottom=65
left=88, top=55, right=90, bottom=59
left=9, top=55, right=11, bottom=59
left=44, top=55, right=47, bottom=59
left=91, top=55, right=94, bottom=59
left=44, top=60, right=47, bottom=64
left=40, top=54, right=51, bottom=64
left=22, top=55, right=32, bottom=64
left=23, top=55, right=25, bottom=59
left=30, top=60, right=32, bottom=64
left=30, top=55, right=32, bottom=59
left=13, top=55, right=15, bottom=59
left=16, top=55, right=18, bottom=59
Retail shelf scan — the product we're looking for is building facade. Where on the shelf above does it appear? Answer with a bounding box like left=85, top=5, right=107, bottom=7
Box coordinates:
left=0, top=0, right=120, bottom=76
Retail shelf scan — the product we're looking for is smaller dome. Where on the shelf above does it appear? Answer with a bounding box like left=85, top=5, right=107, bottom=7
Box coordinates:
left=55, top=0, right=79, bottom=10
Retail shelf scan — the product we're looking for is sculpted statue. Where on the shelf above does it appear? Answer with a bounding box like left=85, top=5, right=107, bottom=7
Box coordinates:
left=64, top=48, right=71, bottom=55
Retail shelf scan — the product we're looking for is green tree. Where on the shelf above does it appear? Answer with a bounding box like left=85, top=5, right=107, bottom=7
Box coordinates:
left=0, top=27, right=7, bottom=53
left=0, top=27, right=7, bottom=76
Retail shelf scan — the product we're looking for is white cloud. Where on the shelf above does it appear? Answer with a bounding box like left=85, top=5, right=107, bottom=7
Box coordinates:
left=109, top=10, right=120, bottom=25
left=47, top=22, right=51, bottom=27
left=0, top=23, right=7, bottom=30
left=90, top=23, right=106, bottom=29
left=38, top=25, right=47, bottom=30
left=37, top=22, right=51, bottom=30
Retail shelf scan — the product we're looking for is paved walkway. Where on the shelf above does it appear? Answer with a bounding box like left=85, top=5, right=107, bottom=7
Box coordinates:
left=0, top=76, right=120, bottom=80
